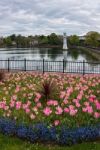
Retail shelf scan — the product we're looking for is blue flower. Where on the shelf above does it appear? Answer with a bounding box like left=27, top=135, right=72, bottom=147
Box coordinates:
left=0, top=117, right=100, bottom=146
left=17, top=124, right=28, bottom=139
left=0, top=118, right=16, bottom=136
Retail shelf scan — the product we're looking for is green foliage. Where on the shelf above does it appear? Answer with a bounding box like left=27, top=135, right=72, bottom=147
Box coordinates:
left=1, top=31, right=100, bottom=48
left=38, top=33, right=62, bottom=45
left=0, top=133, right=100, bottom=150
left=16, top=35, right=29, bottom=48
left=4, top=37, right=12, bottom=47
left=47, top=33, right=62, bottom=45
left=85, top=32, right=100, bottom=47
left=39, top=79, right=56, bottom=100
left=38, top=35, right=48, bottom=44
left=10, top=34, right=16, bottom=41
left=69, top=35, right=80, bottom=46
left=1, top=33, right=62, bottom=48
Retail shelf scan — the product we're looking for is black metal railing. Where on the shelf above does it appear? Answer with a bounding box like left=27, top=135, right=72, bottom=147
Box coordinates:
left=0, top=59, right=100, bottom=74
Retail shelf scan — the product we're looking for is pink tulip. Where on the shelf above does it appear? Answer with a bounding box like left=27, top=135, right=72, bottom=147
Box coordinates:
left=64, top=108, right=69, bottom=113
left=0, top=101, right=6, bottom=109
left=60, top=91, right=66, bottom=99
left=69, top=109, right=78, bottom=116
left=84, top=102, right=90, bottom=106
left=54, top=120, right=60, bottom=126
left=4, top=106, right=9, bottom=111
left=76, top=102, right=81, bottom=108
left=87, top=106, right=93, bottom=114
left=69, top=105, right=74, bottom=110
left=15, top=86, right=20, bottom=93
left=35, top=93, right=41, bottom=99
left=30, top=114, right=36, bottom=120
left=16, top=101, right=22, bottom=110
left=55, top=106, right=63, bottom=115
left=95, top=102, right=100, bottom=110
left=32, top=106, right=38, bottom=112
left=82, top=107, right=87, bottom=112
left=94, top=112, right=100, bottom=119
left=10, top=100, right=15, bottom=108
left=43, top=107, right=52, bottom=116
left=47, top=100, right=58, bottom=106
left=34, top=98, right=39, bottom=103
left=22, top=104, right=28, bottom=110
left=12, top=95, right=17, bottom=100
left=37, top=102, right=42, bottom=108
left=25, top=108, right=30, bottom=114
left=63, top=99, right=68, bottom=104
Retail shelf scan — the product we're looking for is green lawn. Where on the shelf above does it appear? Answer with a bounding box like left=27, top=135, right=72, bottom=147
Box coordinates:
left=0, top=134, right=100, bottom=150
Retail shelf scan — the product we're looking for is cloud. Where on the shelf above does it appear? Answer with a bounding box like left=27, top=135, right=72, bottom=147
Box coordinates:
left=0, top=0, right=100, bottom=36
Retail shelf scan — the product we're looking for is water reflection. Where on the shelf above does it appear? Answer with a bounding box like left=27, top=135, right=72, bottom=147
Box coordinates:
left=0, top=48, right=100, bottom=73
left=0, top=47, right=99, bottom=62
left=67, top=49, right=79, bottom=60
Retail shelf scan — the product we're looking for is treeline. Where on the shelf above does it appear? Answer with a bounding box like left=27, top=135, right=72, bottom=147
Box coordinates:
left=68, top=31, right=100, bottom=48
left=0, top=31, right=100, bottom=48
left=0, top=33, right=62, bottom=48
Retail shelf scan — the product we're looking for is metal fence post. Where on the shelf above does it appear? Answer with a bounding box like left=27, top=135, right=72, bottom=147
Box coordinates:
left=83, top=60, right=85, bottom=75
left=24, top=58, right=26, bottom=71
left=63, top=59, right=64, bottom=73
left=43, top=59, right=44, bottom=74
left=8, top=58, right=10, bottom=72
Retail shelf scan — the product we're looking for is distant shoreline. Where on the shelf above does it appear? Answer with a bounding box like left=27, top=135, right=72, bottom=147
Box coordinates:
left=34, top=45, right=62, bottom=48
left=0, top=45, right=62, bottom=49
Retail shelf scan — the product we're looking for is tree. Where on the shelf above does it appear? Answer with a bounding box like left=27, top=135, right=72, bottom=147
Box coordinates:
left=69, top=35, right=79, bottom=46
left=4, top=37, right=12, bottom=47
left=38, top=35, right=48, bottom=45
left=10, top=34, right=16, bottom=41
left=85, top=31, right=100, bottom=47
left=16, top=35, right=30, bottom=48
left=47, top=33, right=62, bottom=45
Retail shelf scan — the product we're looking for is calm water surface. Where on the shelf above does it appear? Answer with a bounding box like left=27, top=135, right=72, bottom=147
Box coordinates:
left=0, top=48, right=99, bottom=73
left=0, top=47, right=98, bottom=61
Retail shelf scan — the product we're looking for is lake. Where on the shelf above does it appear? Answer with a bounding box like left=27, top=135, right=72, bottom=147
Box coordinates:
left=0, top=47, right=98, bottom=61
left=0, top=48, right=100, bottom=74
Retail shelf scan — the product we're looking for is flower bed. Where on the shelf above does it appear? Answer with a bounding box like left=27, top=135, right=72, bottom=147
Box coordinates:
left=0, top=117, right=100, bottom=146
left=0, top=72, right=100, bottom=145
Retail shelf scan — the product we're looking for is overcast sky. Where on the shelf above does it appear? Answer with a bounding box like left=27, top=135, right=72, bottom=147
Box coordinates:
left=0, top=0, right=100, bottom=36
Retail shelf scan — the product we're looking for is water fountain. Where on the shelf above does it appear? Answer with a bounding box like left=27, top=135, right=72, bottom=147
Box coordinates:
left=63, top=32, right=68, bottom=50
left=63, top=33, right=68, bottom=60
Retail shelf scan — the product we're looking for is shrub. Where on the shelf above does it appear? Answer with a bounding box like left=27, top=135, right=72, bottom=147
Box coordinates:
left=40, top=79, right=56, bottom=100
